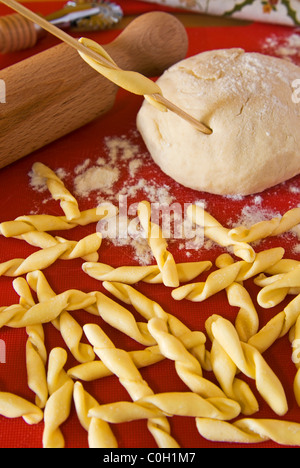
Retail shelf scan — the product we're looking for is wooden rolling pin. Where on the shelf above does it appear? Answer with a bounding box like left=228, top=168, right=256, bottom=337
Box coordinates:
left=0, top=11, right=188, bottom=169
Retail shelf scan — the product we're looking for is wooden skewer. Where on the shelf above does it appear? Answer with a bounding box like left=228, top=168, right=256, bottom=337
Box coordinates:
left=0, top=0, right=212, bottom=135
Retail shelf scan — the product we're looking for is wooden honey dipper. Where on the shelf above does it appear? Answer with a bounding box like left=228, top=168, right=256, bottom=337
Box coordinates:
left=0, top=6, right=190, bottom=169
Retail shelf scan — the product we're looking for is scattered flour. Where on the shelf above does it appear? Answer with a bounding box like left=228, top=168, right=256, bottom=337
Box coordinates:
left=74, top=166, right=120, bottom=198
left=28, top=133, right=300, bottom=264
left=262, top=32, right=300, bottom=62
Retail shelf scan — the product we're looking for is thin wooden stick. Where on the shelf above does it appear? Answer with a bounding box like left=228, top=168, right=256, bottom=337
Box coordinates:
left=0, top=0, right=212, bottom=135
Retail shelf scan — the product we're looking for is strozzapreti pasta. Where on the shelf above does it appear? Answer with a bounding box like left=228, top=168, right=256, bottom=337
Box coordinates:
left=2, top=162, right=300, bottom=447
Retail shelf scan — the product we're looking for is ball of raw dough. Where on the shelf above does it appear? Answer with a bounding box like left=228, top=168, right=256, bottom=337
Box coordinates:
left=137, top=48, right=300, bottom=196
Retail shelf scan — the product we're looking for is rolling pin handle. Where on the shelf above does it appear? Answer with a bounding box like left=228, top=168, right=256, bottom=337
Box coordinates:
left=0, top=13, right=44, bottom=53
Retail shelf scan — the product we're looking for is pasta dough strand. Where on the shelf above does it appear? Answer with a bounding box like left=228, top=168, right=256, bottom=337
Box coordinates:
left=148, top=317, right=224, bottom=398
left=172, top=248, right=285, bottom=302
left=103, top=281, right=211, bottom=370
left=137, top=200, right=179, bottom=287
left=43, top=347, right=74, bottom=448
left=228, top=207, right=300, bottom=243
left=0, top=205, right=114, bottom=238
left=27, top=271, right=95, bottom=363
left=78, top=37, right=166, bottom=112
left=89, top=392, right=241, bottom=423
left=32, top=162, right=80, bottom=220
left=73, top=382, right=118, bottom=448
left=196, top=418, right=300, bottom=446
left=257, top=265, right=300, bottom=308
left=205, top=315, right=259, bottom=416
left=67, top=345, right=164, bottom=381
left=211, top=316, right=288, bottom=416
left=82, top=260, right=212, bottom=285
left=187, top=204, right=255, bottom=262
left=0, top=392, right=43, bottom=425
left=84, top=323, right=180, bottom=449
left=0, top=233, right=102, bottom=277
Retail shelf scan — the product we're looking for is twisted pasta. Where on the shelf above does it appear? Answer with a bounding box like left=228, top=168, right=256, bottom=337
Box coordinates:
left=26, top=324, right=48, bottom=408
left=73, top=382, right=118, bottom=448
left=290, top=316, right=300, bottom=406
left=148, top=317, right=224, bottom=398
left=89, top=392, right=241, bottom=423
left=211, top=316, right=288, bottom=416
left=43, top=347, right=74, bottom=448
left=32, top=162, right=80, bottom=220
left=0, top=233, right=102, bottom=277
left=78, top=38, right=166, bottom=111
left=226, top=282, right=259, bottom=343
left=0, top=205, right=114, bottom=238
left=257, top=265, right=300, bottom=308
left=0, top=392, right=43, bottom=425
left=16, top=231, right=101, bottom=262
left=0, top=288, right=95, bottom=329
left=205, top=315, right=259, bottom=416
left=248, top=293, right=300, bottom=354
left=84, top=323, right=180, bottom=448
left=103, top=281, right=211, bottom=371
left=137, top=201, right=179, bottom=287
left=26, top=270, right=95, bottom=363
left=68, top=345, right=164, bottom=381
left=172, top=248, right=285, bottom=302
left=195, top=418, right=300, bottom=446
left=82, top=260, right=212, bottom=285
left=187, top=204, right=255, bottom=262
left=228, top=207, right=300, bottom=243
left=92, top=291, right=156, bottom=346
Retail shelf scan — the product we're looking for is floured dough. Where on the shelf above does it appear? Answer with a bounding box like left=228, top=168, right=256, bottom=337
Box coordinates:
left=137, top=48, right=300, bottom=196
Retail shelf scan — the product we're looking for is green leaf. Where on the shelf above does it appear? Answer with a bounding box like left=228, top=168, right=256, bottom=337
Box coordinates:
left=223, top=0, right=256, bottom=17
left=281, top=0, right=300, bottom=25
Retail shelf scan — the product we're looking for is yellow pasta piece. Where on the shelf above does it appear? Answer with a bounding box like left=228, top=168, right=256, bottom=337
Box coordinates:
left=248, top=293, right=300, bottom=357
left=92, top=291, right=156, bottom=346
left=264, top=258, right=300, bottom=275
left=196, top=418, right=300, bottom=446
left=0, top=205, right=114, bottom=238
left=90, top=401, right=163, bottom=423
left=228, top=207, right=300, bottom=243
left=67, top=345, right=164, bottom=381
left=205, top=315, right=259, bottom=416
left=0, top=233, right=102, bottom=277
left=254, top=273, right=300, bottom=296
left=16, top=231, right=101, bottom=262
left=53, top=312, right=96, bottom=363
left=89, top=392, right=241, bottom=423
left=137, top=200, right=179, bottom=287
left=148, top=317, right=224, bottom=398
left=226, top=282, right=259, bottom=343
left=26, top=325, right=48, bottom=409
left=187, top=204, right=255, bottom=262
left=211, top=316, right=288, bottom=416
left=78, top=37, right=166, bottom=112
left=84, top=323, right=180, bottom=448
left=82, top=260, right=212, bottom=285
left=102, top=281, right=211, bottom=371
left=1, top=289, right=94, bottom=329
left=32, top=162, right=80, bottom=220
left=290, top=316, right=300, bottom=406
left=26, top=270, right=95, bottom=363
left=0, top=392, right=43, bottom=425
left=172, top=247, right=285, bottom=302
left=172, top=261, right=242, bottom=302
left=26, top=271, right=155, bottom=347
left=43, top=347, right=74, bottom=448
left=73, top=382, right=118, bottom=448
left=257, top=264, right=300, bottom=308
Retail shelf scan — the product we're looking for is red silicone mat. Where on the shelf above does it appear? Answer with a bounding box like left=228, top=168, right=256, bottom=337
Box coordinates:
left=0, top=0, right=300, bottom=449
